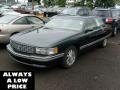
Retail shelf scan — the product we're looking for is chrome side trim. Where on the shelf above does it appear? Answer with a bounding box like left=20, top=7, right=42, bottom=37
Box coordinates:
left=80, top=34, right=111, bottom=50
left=7, top=45, right=64, bottom=62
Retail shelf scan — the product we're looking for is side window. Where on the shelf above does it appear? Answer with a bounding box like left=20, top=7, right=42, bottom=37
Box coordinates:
left=87, top=9, right=91, bottom=15
left=84, top=9, right=89, bottom=15
left=13, top=17, right=28, bottom=24
left=84, top=19, right=97, bottom=31
left=78, top=9, right=85, bottom=16
left=27, top=16, right=43, bottom=24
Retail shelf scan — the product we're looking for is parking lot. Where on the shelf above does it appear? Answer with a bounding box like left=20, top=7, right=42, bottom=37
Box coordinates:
left=0, top=31, right=120, bottom=90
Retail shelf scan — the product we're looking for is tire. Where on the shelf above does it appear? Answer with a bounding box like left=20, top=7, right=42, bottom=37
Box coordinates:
left=99, top=38, right=108, bottom=48
left=112, top=26, right=117, bottom=36
left=60, top=46, right=77, bottom=69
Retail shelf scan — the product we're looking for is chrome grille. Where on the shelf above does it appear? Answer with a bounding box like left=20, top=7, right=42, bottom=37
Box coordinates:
left=10, top=41, right=35, bottom=54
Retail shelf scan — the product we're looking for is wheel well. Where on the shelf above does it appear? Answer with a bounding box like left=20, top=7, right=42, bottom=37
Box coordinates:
left=69, top=44, right=80, bottom=54
left=11, top=32, right=19, bottom=36
left=74, top=44, right=80, bottom=53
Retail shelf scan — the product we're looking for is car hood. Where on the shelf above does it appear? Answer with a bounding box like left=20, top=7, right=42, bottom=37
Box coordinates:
left=10, top=28, right=78, bottom=47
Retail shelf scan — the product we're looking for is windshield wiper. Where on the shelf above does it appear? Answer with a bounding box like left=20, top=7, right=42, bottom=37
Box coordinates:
left=43, top=27, right=50, bottom=29
left=43, top=27, right=53, bottom=30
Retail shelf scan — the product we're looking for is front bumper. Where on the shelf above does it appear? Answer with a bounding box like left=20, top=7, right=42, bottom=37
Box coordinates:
left=0, top=34, right=10, bottom=43
left=7, top=45, right=64, bottom=67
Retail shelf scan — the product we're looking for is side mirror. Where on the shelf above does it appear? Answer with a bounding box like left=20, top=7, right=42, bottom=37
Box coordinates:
left=85, top=29, right=93, bottom=33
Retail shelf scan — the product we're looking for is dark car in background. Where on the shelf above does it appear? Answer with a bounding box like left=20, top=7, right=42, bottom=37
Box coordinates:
left=43, top=8, right=59, bottom=17
left=93, top=8, right=120, bottom=36
left=60, top=7, right=92, bottom=16
left=7, top=16, right=111, bottom=68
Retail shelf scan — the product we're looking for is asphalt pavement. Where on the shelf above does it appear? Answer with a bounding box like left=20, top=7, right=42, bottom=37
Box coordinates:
left=0, top=32, right=120, bottom=90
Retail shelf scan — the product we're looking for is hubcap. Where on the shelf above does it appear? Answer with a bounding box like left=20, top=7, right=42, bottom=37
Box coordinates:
left=103, top=39, right=107, bottom=47
left=66, top=49, right=76, bottom=66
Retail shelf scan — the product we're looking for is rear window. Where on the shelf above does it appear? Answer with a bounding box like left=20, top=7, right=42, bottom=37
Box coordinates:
left=0, top=15, right=18, bottom=24
left=111, top=10, right=120, bottom=17
left=61, top=8, right=78, bottom=15
left=93, top=10, right=111, bottom=17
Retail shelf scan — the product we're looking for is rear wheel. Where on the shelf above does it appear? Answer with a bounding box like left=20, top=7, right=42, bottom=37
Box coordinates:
left=60, top=46, right=77, bottom=69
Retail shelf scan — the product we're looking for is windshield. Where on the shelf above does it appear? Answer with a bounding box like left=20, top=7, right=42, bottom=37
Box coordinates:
left=34, top=5, right=44, bottom=9
left=44, top=18, right=84, bottom=31
left=0, top=15, right=18, bottom=24
left=61, top=8, right=78, bottom=15
left=93, top=10, right=111, bottom=17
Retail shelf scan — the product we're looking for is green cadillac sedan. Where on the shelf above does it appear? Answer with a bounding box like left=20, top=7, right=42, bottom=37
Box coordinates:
left=7, top=16, right=112, bottom=68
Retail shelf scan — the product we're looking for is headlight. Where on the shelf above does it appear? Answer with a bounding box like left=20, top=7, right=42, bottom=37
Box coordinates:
left=36, top=47, right=58, bottom=55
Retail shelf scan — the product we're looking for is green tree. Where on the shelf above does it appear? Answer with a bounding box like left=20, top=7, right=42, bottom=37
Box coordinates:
left=28, top=0, right=40, bottom=4
left=44, top=0, right=56, bottom=7
left=44, top=0, right=54, bottom=7
left=86, top=0, right=94, bottom=9
left=43, top=0, right=66, bottom=7
left=37, top=0, right=40, bottom=4
left=56, top=0, right=66, bottom=7
left=74, top=0, right=85, bottom=6
left=115, top=0, right=120, bottom=5
left=74, top=0, right=94, bottom=9
left=95, top=0, right=115, bottom=8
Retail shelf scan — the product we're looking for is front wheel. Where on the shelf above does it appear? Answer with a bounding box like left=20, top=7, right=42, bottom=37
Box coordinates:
left=60, top=46, right=77, bottom=69
left=99, top=38, right=108, bottom=48
left=112, top=26, right=117, bottom=36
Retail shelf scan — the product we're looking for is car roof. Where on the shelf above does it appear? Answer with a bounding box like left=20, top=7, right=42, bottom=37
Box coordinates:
left=95, top=8, right=110, bottom=11
left=65, top=7, right=90, bottom=10
left=15, top=14, right=36, bottom=17
left=3, top=14, right=36, bottom=18
left=52, top=15, right=98, bottom=20
left=94, top=8, right=120, bottom=11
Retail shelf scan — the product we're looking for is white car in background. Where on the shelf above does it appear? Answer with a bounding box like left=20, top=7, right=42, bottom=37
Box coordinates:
left=0, top=14, right=44, bottom=43
left=1, top=9, right=21, bottom=15
left=11, top=4, right=22, bottom=9
left=0, top=5, right=12, bottom=12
